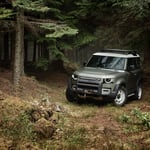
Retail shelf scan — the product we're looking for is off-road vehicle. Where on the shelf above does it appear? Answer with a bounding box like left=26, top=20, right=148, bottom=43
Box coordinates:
left=66, top=49, right=143, bottom=106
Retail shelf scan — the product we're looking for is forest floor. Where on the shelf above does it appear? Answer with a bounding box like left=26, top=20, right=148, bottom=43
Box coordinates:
left=0, top=67, right=150, bottom=150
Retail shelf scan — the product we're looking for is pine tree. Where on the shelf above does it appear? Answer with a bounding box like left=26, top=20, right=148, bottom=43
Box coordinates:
left=2, top=0, right=78, bottom=88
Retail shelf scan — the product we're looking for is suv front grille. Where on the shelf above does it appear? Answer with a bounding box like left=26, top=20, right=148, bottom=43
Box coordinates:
left=77, top=77, right=101, bottom=94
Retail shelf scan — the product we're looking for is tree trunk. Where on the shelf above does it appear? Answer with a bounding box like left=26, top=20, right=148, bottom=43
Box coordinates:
left=13, top=10, right=24, bottom=88
left=33, top=40, right=37, bottom=62
left=10, top=32, right=15, bottom=70
left=24, top=39, right=28, bottom=63
left=21, top=21, right=24, bottom=76
left=4, top=33, right=9, bottom=62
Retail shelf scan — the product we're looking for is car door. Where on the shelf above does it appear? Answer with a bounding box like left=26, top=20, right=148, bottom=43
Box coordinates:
left=126, top=58, right=140, bottom=94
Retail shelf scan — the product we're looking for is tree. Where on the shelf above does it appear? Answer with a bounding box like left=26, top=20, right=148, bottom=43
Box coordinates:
left=8, top=0, right=78, bottom=88
left=11, top=0, right=50, bottom=87
left=113, top=0, right=150, bottom=64
left=13, top=9, right=24, bottom=88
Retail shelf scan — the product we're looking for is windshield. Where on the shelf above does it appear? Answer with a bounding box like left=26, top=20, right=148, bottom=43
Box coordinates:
left=86, top=55, right=125, bottom=70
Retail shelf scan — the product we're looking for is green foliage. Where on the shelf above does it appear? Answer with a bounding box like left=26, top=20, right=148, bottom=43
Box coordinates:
left=91, top=0, right=150, bottom=52
left=35, top=57, right=49, bottom=71
left=1, top=0, right=149, bottom=71
left=69, top=0, right=107, bottom=19
left=42, top=0, right=62, bottom=15
left=119, top=114, right=131, bottom=123
left=73, top=32, right=97, bottom=48
left=12, top=0, right=49, bottom=12
left=0, top=8, right=14, bottom=19
left=58, top=41, right=73, bottom=51
left=41, top=23, right=78, bottom=38
left=73, top=1, right=95, bottom=17
left=119, top=108, right=150, bottom=132
left=113, top=0, right=150, bottom=18
left=123, top=28, right=145, bottom=50
left=132, top=108, right=150, bottom=128
left=48, top=40, right=66, bottom=61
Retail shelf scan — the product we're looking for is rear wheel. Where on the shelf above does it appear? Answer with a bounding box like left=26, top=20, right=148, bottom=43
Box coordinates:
left=114, top=87, right=127, bottom=106
left=134, top=83, right=142, bottom=100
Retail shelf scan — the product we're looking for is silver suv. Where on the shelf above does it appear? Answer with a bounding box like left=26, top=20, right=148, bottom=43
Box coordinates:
left=66, top=49, right=143, bottom=106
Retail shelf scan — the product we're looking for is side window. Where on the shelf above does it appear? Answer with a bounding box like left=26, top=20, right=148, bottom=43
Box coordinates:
left=127, top=57, right=141, bottom=71
left=127, top=58, right=136, bottom=71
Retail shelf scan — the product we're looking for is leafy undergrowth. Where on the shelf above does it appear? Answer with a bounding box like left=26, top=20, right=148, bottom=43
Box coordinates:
left=0, top=69, right=150, bottom=149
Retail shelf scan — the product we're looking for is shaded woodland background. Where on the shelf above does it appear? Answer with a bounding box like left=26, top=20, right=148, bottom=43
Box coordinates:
left=0, top=0, right=150, bottom=87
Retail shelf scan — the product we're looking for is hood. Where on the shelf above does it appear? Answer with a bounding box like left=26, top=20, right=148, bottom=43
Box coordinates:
left=75, top=67, right=124, bottom=79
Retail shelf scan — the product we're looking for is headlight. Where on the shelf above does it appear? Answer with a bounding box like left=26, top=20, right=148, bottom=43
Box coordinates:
left=104, top=78, right=114, bottom=84
left=72, top=74, right=78, bottom=80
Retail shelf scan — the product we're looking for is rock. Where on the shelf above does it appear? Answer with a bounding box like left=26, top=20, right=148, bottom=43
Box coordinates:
left=34, top=118, right=55, bottom=138
left=55, top=104, right=64, bottom=112
left=29, top=108, right=53, bottom=122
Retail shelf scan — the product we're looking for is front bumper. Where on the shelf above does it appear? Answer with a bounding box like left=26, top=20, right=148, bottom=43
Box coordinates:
left=71, top=77, right=119, bottom=99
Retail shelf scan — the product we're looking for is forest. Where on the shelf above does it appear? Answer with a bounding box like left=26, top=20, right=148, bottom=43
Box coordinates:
left=0, top=0, right=149, bottom=86
left=0, top=0, right=150, bottom=149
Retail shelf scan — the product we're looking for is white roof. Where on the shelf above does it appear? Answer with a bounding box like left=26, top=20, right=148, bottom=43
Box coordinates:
left=93, top=52, right=140, bottom=58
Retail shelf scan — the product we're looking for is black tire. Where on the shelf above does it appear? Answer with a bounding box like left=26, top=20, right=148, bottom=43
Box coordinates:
left=134, top=83, right=142, bottom=100
left=66, top=87, right=77, bottom=102
left=114, top=86, right=127, bottom=106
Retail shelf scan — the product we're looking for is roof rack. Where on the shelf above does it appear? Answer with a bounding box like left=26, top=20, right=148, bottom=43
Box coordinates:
left=101, top=49, right=138, bottom=56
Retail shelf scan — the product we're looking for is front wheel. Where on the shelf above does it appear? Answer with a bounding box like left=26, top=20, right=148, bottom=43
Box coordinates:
left=114, top=87, right=127, bottom=106
left=66, top=87, right=78, bottom=102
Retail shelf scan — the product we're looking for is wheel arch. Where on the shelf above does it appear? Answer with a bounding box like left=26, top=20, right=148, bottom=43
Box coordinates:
left=136, top=77, right=143, bottom=86
left=116, top=77, right=127, bottom=88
